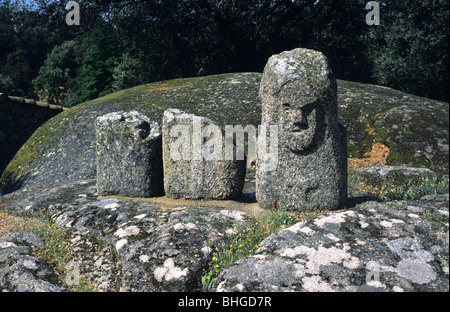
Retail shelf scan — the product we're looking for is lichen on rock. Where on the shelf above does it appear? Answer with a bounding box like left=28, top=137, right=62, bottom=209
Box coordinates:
left=214, top=199, right=449, bottom=292
left=95, top=110, right=163, bottom=197
left=162, top=108, right=246, bottom=200
left=1, top=72, right=448, bottom=194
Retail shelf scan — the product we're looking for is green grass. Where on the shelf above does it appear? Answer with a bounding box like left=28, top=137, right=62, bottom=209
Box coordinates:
left=21, top=212, right=97, bottom=292
left=201, top=203, right=326, bottom=291
left=378, top=174, right=449, bottom=202
left=421, top=211, right=448, bottom=224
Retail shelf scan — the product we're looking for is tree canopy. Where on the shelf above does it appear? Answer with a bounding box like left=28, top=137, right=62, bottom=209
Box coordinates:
left=0, top=0, right=448, bottom=105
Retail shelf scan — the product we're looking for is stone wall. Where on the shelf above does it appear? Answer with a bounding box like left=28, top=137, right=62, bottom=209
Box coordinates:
left=0, top=93, right=68, bottom=176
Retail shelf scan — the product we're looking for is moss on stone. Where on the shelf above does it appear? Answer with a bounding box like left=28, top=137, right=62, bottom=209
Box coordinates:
left=1, top=72, right=448, bottom=193
left=1, top=109, right=71, bottom=186
left=338, top=80, right=448, bottom=173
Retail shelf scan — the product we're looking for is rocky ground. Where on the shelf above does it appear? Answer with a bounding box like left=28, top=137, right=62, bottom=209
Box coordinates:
left=0, top=179, right=448, bottom=292
left=215, top=197, right=449, bottom=292
left=0, top=73, right=448, bottom=292
left=0, top=180, right=253, bottom=292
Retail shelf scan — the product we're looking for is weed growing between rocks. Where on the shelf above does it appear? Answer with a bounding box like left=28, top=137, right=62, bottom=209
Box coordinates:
left=26, top=220, right=71, bottom=270
left=25, top=215, right=97, bottom=292
left=0, top=208, right=97, bottom=292
left=379, top=174, right=449, bottom=201
left=420, top=210, right=448, bottom=224
left=200, top=203, right=327, bottom=291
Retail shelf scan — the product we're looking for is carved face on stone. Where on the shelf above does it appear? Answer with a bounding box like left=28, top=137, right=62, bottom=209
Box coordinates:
left=260, top=48, right=337, bottom=154
left=280, top=99, right=319, bottom=153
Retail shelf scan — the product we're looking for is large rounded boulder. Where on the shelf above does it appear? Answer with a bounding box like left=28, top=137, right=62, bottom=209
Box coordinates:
left=1, top=73, right=448, bottom=194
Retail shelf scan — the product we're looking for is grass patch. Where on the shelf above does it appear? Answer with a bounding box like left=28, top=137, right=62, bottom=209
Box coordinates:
left=0, top=209, right=96, bottom=292
left=421, top=211, right=448, bottom=225
left=378, top=174, right=449, bottom=202
left=201, top=203, right=327, bottom=291
left=27, top=215, right=97, bottom=292
left=385, top=201, right=408, bottom=211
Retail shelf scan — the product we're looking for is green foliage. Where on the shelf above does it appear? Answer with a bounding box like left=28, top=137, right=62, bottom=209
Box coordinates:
left=75, top=24, right=121, bottom=103
left=421, top=210, right=448, bottom=224
left=307, top=0, right=373, bottom=82
left=0, top=0, right=448, bottom=103
left=0, top=73, right=16, bottom=94
left=32, top=40, right=79, bottom=105
left=369, top=0, right=449, bottom=102
left=112, top=53, right=149, bottom=91
left=32, top=66, right=65, bottom=104
left=201, top=204, right=325, bottom=291
left=0, top=3, right=14, bottom=69
left=379, top=174, right=449, bottom=201
left=1, top=0, right=60, bottom=95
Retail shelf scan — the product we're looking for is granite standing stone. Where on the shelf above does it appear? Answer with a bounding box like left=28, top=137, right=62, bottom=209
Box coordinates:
left=162, top=108, right=246, bottom=199
left=256, top=48, right=347, bottom=211
left=96, top=111, right=163, bottom=197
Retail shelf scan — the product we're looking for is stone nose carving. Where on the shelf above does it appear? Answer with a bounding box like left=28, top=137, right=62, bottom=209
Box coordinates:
left=283, top=103, right=313, bottom=131
left=256, top=48, right=347, bottom=212
left=281, top=101, right=320, bottom=154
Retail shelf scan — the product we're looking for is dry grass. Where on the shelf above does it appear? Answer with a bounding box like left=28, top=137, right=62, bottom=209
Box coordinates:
left=0, top=210, right=31, bottom=237
left=0, top=206, right=97, bottom=291
left=146, top=80, right=196, bottom=92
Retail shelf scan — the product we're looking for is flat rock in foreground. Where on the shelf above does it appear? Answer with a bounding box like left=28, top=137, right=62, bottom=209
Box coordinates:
left=1, top=179, right=448, bottom=292
left=0, top=180, right=252, bottom=292
left=214, top=198, right=449, bottom=292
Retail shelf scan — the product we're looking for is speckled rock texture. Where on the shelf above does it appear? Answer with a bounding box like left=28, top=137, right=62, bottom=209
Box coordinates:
left=95, top=111, right=163, bottom=197
left=256, top=48, right=347, bottom=211
left=1, top=180, right=448, bottom=292
left=0, top=231, right=65, bottom=292
left=1, top=73, right=447, bottom=195
left=0, top=180, right=252, bottom=292
left=162, top=108, right=246, bottom=199
left=214, top=198, right=449, bottom=292
left=352, top=166, right=438, bottom=192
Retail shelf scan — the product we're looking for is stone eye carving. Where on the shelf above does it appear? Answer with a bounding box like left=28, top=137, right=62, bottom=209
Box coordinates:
left=281, top=102, right=319, bottom=153
left=257, top=48, right=347, bottom=211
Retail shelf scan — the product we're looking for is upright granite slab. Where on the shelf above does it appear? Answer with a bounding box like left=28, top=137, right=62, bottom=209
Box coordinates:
left=162, top=108, right=246, bottom=199
left=256, top=48, right=347, bottom=211
left=95, top=111, right=163, bottom=197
